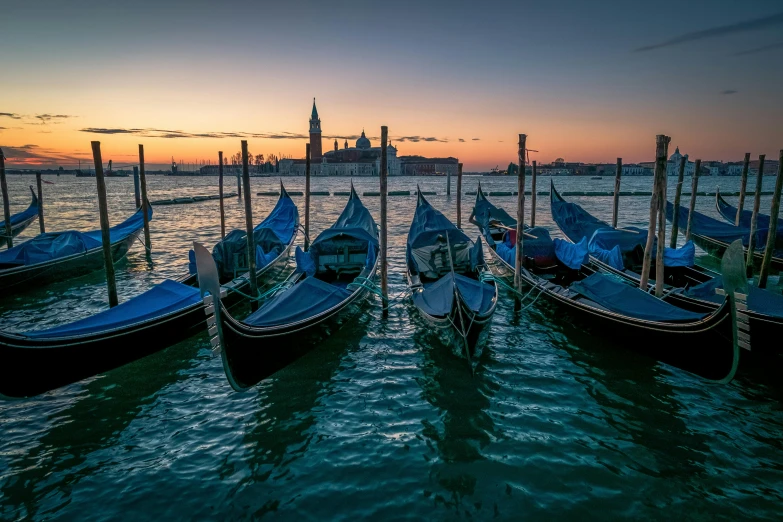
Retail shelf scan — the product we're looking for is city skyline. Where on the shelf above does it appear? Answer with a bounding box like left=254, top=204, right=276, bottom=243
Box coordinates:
left=1, top=0, right=782, bottom=170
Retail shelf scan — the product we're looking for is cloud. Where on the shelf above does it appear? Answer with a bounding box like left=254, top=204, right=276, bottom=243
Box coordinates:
left=721, top=89, right=738, bottom=95
left=0, top=127, right=6, bottom=131
left=394, top=135, right=448, bottom=143
left=80, top=127, right=310, bottom=140
left=472, top=138, right=480, bottom=141
left=0, top=113, right=22, bottom=120
left=458, top=138, right=465, bottom=142
left=35, top=114, right=75, bottom=124
left=735, top=41, right=783, bottom=55
left=1, top=144, right=87, bottom=166
left=635, top=11, right=783, bottom=52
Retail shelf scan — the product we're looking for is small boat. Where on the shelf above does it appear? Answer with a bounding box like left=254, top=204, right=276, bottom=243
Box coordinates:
left=194, top=184, right=380, bottom=391
left=591, top=176, right=602, bottom=180
left=406, top=190, right=497, bottom=364
left=0, top=205, right=152, bottom=293
left=472, top=189, right=745, bottom=381
left=1, top=186, right=39, bottom=248
left=665, top=198, right=783, bottom=271
left=0, top=188, right=299, bottom=398
left=716, top=189, right=783, bottom=234
left=549, top=182, right=783, bottom=355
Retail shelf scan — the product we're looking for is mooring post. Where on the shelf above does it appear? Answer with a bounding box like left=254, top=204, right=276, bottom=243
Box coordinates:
left=304, top=143, right=311, bottom=251
left=759, top=149, right=783, bottom=288
left=380, top=126, right=389, bottom=309
left=640, top=135, right=670, bottom=291
left=530, top=160, right=538, bottom=227
left=241, top=140, right=258, bottom=311
left=514, top=134, right=527, bottom=311
left=736, top=152, right=751, bottom=226
left=91, top=141, right=119, bottom=308
left=669, top=155, right=686, bottom=248
left=746, top=155, right=765, bottom=273
left=35, top=171, right=45, bottom=233
left=0, top=149, right=12, bottom=248
left=133, top=166, right=141, bottom=208
left=612, top=158, right=622, bottom=228
left=138, top=145, right=151, bottom=254
left=218, top=151, right=226, bottom=239
left=237, top=171, right=242, bottom=200
left=447, top=162, right=451, bottom=196
left=654, top=137, right=670, bottom=297
left=456, top=162, right=463, bottom=228
left=685, top=159, right=702, bottom=242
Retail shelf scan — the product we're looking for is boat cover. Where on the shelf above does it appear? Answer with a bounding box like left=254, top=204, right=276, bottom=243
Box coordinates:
left=413, top=272, right=495, bottom=317
left=295, top=246, right=316, bottom=276
left=310, top=186, right=378, bottom=248
left=570, top=273, right=707, bottom=322
left=0, top=206, right=150, bottom=267
left=590, top=242, right=624, bottom=270
left=554, top=237, right=589, bottom=270
left=24, top=279, right=201, bottom=338
left=212, top=190, right=298, bottom=276
left=0, top=190, right=38, bottom=230
left=408, top=193, right=471, bottom=277
left=684, top=277, right=783, bottom=318
left=665, top=201, right=770, bottom=248
left=495, top=227, right=557, bottom=268
left=551, top=190, right=610, bottom=243
left=473, top=186, right=516, bottom=232
left=717, top=193, right=783, bottom=233
left=243, top=276, right=351, bottom=327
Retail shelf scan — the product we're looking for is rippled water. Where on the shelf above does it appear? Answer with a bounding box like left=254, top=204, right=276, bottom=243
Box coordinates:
left=1, top=174, right=782, bottom=520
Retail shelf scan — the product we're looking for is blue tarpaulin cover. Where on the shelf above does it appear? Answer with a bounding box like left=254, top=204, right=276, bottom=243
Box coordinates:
left=588, top=228, right=647, bottom=255
left=660, top=240, right=695, bottom=267
left=666, top=201, right=774, bottom=249
left=591, top=243, right=624, bottom=270
left=554, top=237, right=589, bottom=270
left=718, top=194, right=783, bottom=234
left=472, top=186, right=516, bottom=232
left=295, top=246, right=316, bottom=277
left=570, top=273, right=707, bottom=322
left=407, top=193, right=471, bottom=276
left=0, top=206, right=150, bottom=267
left=244, top=276, right=351, bottom=327
left=311, top=186, right=379, bottom=248
left=551, top=191, right=610, bottom=244
left=412, top=272, right=495, bottom=317
left=496, top=227, right=557, bottom=268
left=25, top=279, right=201, bottom=338
left=684, top=276, right=783, bottom=318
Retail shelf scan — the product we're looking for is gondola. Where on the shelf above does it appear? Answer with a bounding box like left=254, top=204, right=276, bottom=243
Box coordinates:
left=472, top=191, right=746, bottom=381
left=0, top=188, right=299, bottom=398
left=194, top=184, right=380, bottom=391
left=406, top=190, right=497, bottom=364
left=716, top=189, right=783, bottom=233
left=0, top=204, right=152, bottom=294
left=548, top=183, right=783, bottom=355
left=665, top=197, right=783, bottom=271
left=1, top=186, right=40, bottom=248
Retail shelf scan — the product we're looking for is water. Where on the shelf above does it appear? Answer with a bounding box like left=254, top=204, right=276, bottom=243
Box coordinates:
left=1, top=174, right=783, bottom=520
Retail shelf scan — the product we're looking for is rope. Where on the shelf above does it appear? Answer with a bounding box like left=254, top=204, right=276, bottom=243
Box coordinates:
left=481, top=271, right=546, bottom=312
left=347, top=276, right=411, bottom=310
left=224, top=279, right=295, bottom=302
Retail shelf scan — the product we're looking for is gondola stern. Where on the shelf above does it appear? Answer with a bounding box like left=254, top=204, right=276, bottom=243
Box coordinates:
left=715, top=240, right=750, bottom=384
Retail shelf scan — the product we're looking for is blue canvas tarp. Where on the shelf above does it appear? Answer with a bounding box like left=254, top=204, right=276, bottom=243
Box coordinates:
left=665, top=201, right=771, bottom=248
left=0, top=191, right=38, bottom=230
left=25, top=279, right=201, bottom=338
left=0, top=206, right=150, bottom=267
left=591, top=243, right=624, bottom=270
left=311, top=186, right=379, bottom=249
left=407, top=193, right=471, bottom=277
left=570, top=273, right=707, bottom=322
left=554, top=237, right=589, bottom=270
left=551, top=193, right=610, bottom=244
left=473, top=187, right=516, bottom=232
left=684, top=276, right=783, bottom=318
left=718, top=194, right=783, bottom=234
left=295, top=246, right=316, bottom=277
left=244, top=276, right=351, bottom=327
left=412, top=272, right=495, bottom=317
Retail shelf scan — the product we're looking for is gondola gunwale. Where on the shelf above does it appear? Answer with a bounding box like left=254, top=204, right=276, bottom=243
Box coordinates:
left=1, top=186, right=39, bottom=248
left=548, top=182, right=783, bottom=335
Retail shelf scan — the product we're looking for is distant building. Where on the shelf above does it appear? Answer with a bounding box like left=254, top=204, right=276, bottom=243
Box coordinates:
left=666, top=146, right=696, bottom=176
left=398, top=156, right=459, bottom=176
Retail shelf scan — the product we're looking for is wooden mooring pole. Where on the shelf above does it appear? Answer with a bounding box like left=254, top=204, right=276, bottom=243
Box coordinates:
left=218, top=151, right=226, bottom=239
left=746, top=155, right=765, bottom=273
left=446, top=163, right=451, bottom=196
left=241, top=140, right=258, bottom=311
left=91, top=141, right=119, bottom=308
left=669, top=155, right=686, bottom=248
left=640, top=135, right=670, bottom=292
left=35, top=171, right=45, bottom=233
left=380, top=126, right=389, bottom=308
left=237, top=171, right=242, bottom=200
left=456, top=162, right=463, bottom=228
left=530, top=160, right=538, bottom=227
left=612, top=158, right=622, bottom=228
left=0, top=149, right=13, bottom=248
left=514, top=134, right=527, bottom=311
left=133, top=166, right=141, bottom=208
left=685, top=159, right=702, bottom=242
left=759, top=149, right=783, bottom=288
left=654, top=138, right=670, bottom=297
left=736, top=152, right=751, bottom=226
left=304, top=143, right=311, bottom=251
left=138, top=145, right=151, bottom=254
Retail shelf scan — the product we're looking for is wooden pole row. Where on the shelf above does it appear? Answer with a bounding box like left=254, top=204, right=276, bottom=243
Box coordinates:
left=138, top=145, right=151, bottom=255
left=735, top=152, right=751, bottom=226
left=669, top=155, right=686, bottom=248
left=654, top=139, right=670, bottom=298
left=640, top=134, right=670, bottom=295
left=612, top=158, right=622, bottom=228
left=91, top=141, right=119, bottom=308
left=456, top=162, right=463, bottom=228
left=133, top=166, right=141, bottom=208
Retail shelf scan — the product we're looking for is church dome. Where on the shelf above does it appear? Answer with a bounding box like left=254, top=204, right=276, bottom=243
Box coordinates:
left=356, top=130, right=371, bottom=149
left=669, top=146, right=682, bottom=162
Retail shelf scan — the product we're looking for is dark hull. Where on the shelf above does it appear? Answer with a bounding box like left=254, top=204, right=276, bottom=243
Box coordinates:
left=1, top=189, right=39, bottom=248
left=0, top=235, right=296, bottom=398
left=486, top=246, right=736, bottom=379
left=0, top=230, right=140, bottom=293
left=689, top=231, right=783, bottom=272
left=214, top=259, right=379, bottom=391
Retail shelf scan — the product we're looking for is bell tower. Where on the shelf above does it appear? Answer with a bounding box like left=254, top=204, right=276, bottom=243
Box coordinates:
left=309, top=98, right=323, bottom=161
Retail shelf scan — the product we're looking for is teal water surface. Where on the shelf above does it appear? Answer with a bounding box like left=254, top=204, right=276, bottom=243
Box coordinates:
left=1, top=174, right=782, bottom=520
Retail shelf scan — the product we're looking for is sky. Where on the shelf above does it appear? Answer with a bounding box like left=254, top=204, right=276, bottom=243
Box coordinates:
left=1, top=0, right=782, bottom=171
